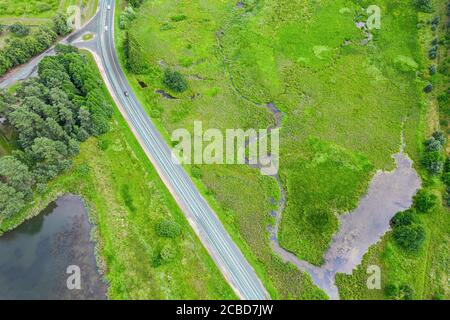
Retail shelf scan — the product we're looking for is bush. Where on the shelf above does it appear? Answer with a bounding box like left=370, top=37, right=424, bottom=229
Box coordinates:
left=384, top=283, right=399, bottom=299
left=429, top=65, right=437, bottom=75
left=424, top=137, right=442, bottom=151
left=159, top=244, right=177, bottom=263
left=191, top=165, right=203, bottom=179
left=414, top=0, right=433, bottom=13
left=53, top=13, right=72, bottom=36
left=163, top=69, right=188, bottom=93
left=442, top=172, right=450, bottom=185
left=413, top=189, right=438, bottom=212
left=399, top=285, right=414, bottom=300
left=155, top=219, right=182, bottom=238
left=422, top=151, right=444, bottom=174
left=9, top=22, right=30, bottom=37
left=423, top=83, right=433, bottom=93
left=390, top=209, right=416, bottom=227
left=393, top=224, right=426, bottom=253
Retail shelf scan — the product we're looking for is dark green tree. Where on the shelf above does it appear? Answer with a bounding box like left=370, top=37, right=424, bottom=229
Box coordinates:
left=163, top=68, right=188, bottom=92
left=393, top=224, right=426, bottom=253
left=413, top=189, right=438, bottom=212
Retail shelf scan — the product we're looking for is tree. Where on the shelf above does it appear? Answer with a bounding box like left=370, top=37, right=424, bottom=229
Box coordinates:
left=119, top=6, right=137, bottom=30
left=155, top=219, right=182, bottom=238
left=123, top=32, right=149, bottom=74
left=0, top=156, right=34, bottom=199
left=28, top=137, right=67, bottom=164
left=422, top=151, right=444, bottom=174
left=413, top=189, right=438, bottom=212
left=390, top=209, right=416, bottom=228
left=0, top=182, right=25, bottom=219
left=393, top=224, right=426, bottom=253
left=129, top=0, right=144, bottom=8
left=414, top=0, right=433, bottom=13
left=432, top=131, right=445, bottom=146
left=163, top=68, right=188, bottom=92
left=53, top=13, right=72, bottom=36
left=159, top=244, right=177, bottom=263
left=9, top=22, right=30, bottom=37
left=424, top=137, right=442, bottom=152
left=385, top=283, right=414, bottom=300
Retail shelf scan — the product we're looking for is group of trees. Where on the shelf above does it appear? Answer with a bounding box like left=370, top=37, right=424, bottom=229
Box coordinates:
left=0, top=45, right=112, bottom=220
left=0, top=25, right=56, bottom=76
left=123, top=32, right=149, bottom=74
left=422, top=131, right=445, bottom=174
left=119, top=5, right=137, bottom=30
left=414, top=0, right=433, bottom=13
left=153, top=219, right=181, bottom=266
left=0, top=13, right=72, bottom=77
left=390, top=189, right=437, bottom=255
left=384, top=283, right=414, bottom=300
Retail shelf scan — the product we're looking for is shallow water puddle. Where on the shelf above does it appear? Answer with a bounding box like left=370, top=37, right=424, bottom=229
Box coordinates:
left=271, top=149, right=421, bottom=299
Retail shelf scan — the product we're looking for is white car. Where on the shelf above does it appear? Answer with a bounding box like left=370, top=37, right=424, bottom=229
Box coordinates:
left=107, top=5, right=111, bottom=10
left=104, top=25, right=108, bottom=31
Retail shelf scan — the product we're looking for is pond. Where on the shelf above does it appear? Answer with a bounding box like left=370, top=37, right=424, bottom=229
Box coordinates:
left=0, top=195, right=107, bottom=299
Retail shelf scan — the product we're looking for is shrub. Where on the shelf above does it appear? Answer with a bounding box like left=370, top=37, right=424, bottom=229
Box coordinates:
left=129, top=0, right=144, bottom=8
left=423, top=83, right=433, bottom=93
left=53, top=13, right=72, bottom=36
left=414, top=0, right=433, bottom=13
left=159, top=244, right=177, bottom=263
left=155, top=219, right=182, bottom=238
left=413, top=189, right=438, bottom=212
left=384, top=283, right=399, bottom=299
left=390, top=209, right=416, bottom=227
left=442, top=172, right=450, bottom=185
left=422, top=151, right=444, bottom=174
left=393, top=224, right=426, bottom=253
left=191, top=165, right=203, bottom=179
left=163, top=69, right=188, bottom=92
left=432, top=131, right=445, bottom=145
left=9, top=22, right=30, bottom=37
left=399, top=285, right=414, bottom=300
left=429, top=65, right=437, bottom=75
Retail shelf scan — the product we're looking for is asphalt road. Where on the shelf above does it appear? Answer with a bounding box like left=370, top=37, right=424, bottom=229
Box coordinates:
left=94, top=0, right=269, bottom=300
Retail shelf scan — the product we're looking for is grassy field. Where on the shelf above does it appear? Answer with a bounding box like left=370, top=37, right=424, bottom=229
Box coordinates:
left=0, top=0, right=98, bottom=24
left=0, top=0, right=60, bottom=19
left=0, top=51, right=235, bottom=300
left=335, top=0, right=450, bottom=300
left=115, top=0, right=431, bottom=299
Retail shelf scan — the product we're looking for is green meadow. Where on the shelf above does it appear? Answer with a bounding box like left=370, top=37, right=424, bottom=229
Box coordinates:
left=116, top=0, right=432, bottom=299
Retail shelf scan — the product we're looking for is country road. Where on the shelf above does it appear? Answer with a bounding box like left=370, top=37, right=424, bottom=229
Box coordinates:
left=1, top=0, right=269, bottom=300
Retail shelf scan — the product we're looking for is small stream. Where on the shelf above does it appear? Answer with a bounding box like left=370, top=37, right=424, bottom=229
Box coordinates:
left=0, top=195, right=107, bottom=300
left=218, top=27, right=421, bottom=299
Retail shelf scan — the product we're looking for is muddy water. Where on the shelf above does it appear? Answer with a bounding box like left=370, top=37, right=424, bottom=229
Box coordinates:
left=0, top=195, right=107, bottom=300
left=271, top=148, right=421, bottom=300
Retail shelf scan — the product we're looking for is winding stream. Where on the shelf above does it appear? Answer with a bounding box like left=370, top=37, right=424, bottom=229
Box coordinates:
left=217, top=26, right=421, bottom=299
